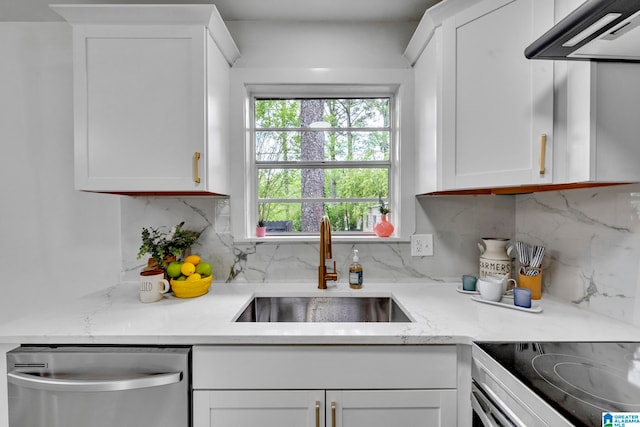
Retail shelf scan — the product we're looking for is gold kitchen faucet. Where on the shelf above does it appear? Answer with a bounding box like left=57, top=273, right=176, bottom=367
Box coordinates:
left=318, top=216, right=338, bottom=289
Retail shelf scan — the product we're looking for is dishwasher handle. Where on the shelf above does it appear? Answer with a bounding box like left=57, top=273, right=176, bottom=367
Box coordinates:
left=8, top=371, right=182, bottom=393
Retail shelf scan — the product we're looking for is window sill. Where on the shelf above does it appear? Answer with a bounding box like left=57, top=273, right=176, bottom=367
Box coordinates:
left=238, top=235, right=410, bottom=244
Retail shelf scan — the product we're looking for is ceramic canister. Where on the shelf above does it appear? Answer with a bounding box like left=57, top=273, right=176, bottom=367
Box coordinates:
left=478, top=238, right=514, bottom=278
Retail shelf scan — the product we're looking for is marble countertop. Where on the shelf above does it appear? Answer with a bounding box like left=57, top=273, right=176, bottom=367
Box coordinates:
left=0, top=280, right=638, bottom=345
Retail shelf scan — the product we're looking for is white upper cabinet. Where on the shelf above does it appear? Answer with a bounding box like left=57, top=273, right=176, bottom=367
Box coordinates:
left=557, top=61, right=640, bottom=184
left=411, top=0, right=640, bottom=194
left=411, top=0, right=554, bottom=193
left=51, top=5, right=240, bottom=194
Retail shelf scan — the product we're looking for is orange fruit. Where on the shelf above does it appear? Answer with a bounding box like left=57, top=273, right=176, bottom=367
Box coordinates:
left=184, top=255, right=201, bottom=266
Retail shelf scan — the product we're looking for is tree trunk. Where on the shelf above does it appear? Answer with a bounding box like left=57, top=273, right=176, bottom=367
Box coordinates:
left=300, top=99, right=325, bottom=232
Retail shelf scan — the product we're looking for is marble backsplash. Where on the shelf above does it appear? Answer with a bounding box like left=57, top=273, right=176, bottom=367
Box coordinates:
left=121, top=195, right=515, bottom=285
left=121, top=184, right=640, bottom=326
left=516, top=183, right=640, bottom=326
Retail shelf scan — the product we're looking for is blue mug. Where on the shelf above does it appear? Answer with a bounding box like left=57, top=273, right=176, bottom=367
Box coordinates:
left=514, top=287, right=532, bottom=308
left=462, top=274, right=477, bottom=291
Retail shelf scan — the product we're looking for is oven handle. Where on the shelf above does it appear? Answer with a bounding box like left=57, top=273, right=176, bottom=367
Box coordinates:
left=471, top=388, right=501, bottom=427
left=476, top=381, right=525, bottom=427
left=7, top=371, right=182, bottom=392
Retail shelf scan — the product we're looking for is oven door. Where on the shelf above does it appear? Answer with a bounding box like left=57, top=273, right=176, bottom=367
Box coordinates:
left=472, top=381, right=516, bottom=427
left=472, top=343, right=574, bottom=427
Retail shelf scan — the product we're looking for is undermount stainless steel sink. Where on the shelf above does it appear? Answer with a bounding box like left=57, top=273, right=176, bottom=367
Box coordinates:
left=235, top=296, right=412, bottom=323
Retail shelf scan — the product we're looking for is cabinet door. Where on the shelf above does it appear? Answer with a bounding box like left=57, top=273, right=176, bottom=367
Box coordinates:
left=73, top=25, right=206, bottom=192
left=326, top=390, right=457, bottom=427
left=442, top=0, right=554, bottom=189
left=193, top=390, right=325, bottom=427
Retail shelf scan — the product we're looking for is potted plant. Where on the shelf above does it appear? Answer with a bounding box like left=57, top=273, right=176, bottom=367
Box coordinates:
left=374, top=196, right=394, bottom=237
left=137, top=221, right=200, bottom=271
left=256, top=219, right=267, bottom=237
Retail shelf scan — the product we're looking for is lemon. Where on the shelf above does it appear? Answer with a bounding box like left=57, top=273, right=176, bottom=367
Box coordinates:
left=180, top=262, right=196, bottom=276
left=166, top=262, right=183, bottom=278
left=184, top=255, right=201, bottom=266
left=195, top=262, right=212, bottom=277
left=186, top=273, right=202, bottom=281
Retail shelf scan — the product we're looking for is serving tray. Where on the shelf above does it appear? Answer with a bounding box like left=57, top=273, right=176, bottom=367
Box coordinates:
left=471, top=296, right=542, bottom=313
left=456, top=285, right=479, bottom=295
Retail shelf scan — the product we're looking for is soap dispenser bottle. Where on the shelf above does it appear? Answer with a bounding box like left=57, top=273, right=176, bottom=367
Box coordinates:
left=349, top=249, right=363, bottom=289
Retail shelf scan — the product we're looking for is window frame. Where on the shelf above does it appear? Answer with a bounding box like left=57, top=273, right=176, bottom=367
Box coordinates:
left=228, top=69, right=415, bottom=243
left=251, top=92, right=395, bottom=236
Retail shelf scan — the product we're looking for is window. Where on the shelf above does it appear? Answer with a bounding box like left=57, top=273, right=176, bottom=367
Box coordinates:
left=253, top=95, right=393, bottom=235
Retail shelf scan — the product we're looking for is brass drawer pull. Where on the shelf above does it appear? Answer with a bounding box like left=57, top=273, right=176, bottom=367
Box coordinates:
left=331, top=401, right=336, bottom=427
left=194, top=151, right=201, bottom=183
left=539, top=134, right=546, bottom=175
left=315, top=401, right=320, bottom=427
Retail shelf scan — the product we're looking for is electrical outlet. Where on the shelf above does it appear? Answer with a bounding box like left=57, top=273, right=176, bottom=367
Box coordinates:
left=411, top=234, right=434, bottom=257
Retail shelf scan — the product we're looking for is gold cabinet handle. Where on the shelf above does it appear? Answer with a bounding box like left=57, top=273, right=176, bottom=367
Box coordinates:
left=331, top=402, right=336, bottom=427
left=315, top=401, right=320, bottom=427
left=194, top=151, right=201, bottom=183
left=539, top=134, right=546, bottom=175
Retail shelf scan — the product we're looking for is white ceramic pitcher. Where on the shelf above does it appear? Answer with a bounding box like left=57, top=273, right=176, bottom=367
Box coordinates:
left=477, top=238, right=516, bottom=278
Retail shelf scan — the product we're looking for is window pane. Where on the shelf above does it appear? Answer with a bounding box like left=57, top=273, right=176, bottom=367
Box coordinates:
left=258, top=168, right=388, bottom=199
left=258, top=201, right=384, bottom=233
left=256, top=130, right=389, bottom=162
left=255, top=98, right=390, bottom=130
left=324, top=98, right=390, bottom=129
left=253, top=94, right=394, bottom=236
left=255, top=99, right=300, bottom=128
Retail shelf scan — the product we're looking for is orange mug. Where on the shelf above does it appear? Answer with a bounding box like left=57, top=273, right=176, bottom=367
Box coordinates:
left=518, top=269, right=542, bottom=300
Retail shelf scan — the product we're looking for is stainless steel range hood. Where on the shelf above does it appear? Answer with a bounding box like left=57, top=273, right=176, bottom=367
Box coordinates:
left=525, top=0, right=640, bottom=62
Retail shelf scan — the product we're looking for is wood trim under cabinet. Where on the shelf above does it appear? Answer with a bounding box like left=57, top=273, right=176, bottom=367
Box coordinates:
left=82, top=191, right=228, bottom=197
left=419, top=182, right=633, bottom=196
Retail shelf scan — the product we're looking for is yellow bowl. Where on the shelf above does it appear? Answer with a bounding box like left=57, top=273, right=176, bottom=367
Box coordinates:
left=170, top=275, right=213, bottom=298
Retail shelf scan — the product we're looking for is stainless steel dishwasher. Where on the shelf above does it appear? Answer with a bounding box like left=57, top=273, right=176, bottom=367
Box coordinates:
left=7, top=346, right=190, bottom=427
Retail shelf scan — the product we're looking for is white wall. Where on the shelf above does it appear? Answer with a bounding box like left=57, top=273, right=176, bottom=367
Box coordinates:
left=226, top=21, right=417, bottom=240
left=227, top=21, right=414, bottom=69
left=0, top=23, right=121, bottom=324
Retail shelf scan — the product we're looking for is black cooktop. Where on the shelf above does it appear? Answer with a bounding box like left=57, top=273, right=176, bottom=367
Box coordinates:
left=478, top=342, right=640, bottom=427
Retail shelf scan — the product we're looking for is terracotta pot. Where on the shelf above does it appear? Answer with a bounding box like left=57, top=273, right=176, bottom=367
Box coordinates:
left=374, top=214, right=394, bottom=237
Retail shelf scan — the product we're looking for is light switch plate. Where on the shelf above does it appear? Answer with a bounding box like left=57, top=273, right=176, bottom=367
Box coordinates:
left=411, top=234, right=434, bottom=257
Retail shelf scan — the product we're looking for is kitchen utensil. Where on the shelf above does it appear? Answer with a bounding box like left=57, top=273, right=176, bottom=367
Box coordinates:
left=515, top=241, right=530, bottom=267
left=526, top=245, right=545, bottom=276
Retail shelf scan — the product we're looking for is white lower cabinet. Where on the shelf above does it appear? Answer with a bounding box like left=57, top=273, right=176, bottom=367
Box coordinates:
left=194, top=389, right=456, bottom=427
left=192, top=345, right=458, bottom=427
left=193, top=390, right=324, bottom=427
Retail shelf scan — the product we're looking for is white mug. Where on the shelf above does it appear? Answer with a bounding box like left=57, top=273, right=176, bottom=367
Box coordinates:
left=139, top=270, right=171, bottom=303
left=486, top=274, right=517, bottom=293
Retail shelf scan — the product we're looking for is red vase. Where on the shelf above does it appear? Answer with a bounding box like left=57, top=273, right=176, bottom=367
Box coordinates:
left=374, top=214, right=394, bottom=237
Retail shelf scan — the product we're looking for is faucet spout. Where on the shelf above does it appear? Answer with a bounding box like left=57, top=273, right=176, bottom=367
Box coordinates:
left=319, top=215, right=338, bottom=289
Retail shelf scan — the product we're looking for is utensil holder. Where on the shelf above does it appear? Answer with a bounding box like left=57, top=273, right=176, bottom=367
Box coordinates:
left=518, top=267, right=542, bottom=300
